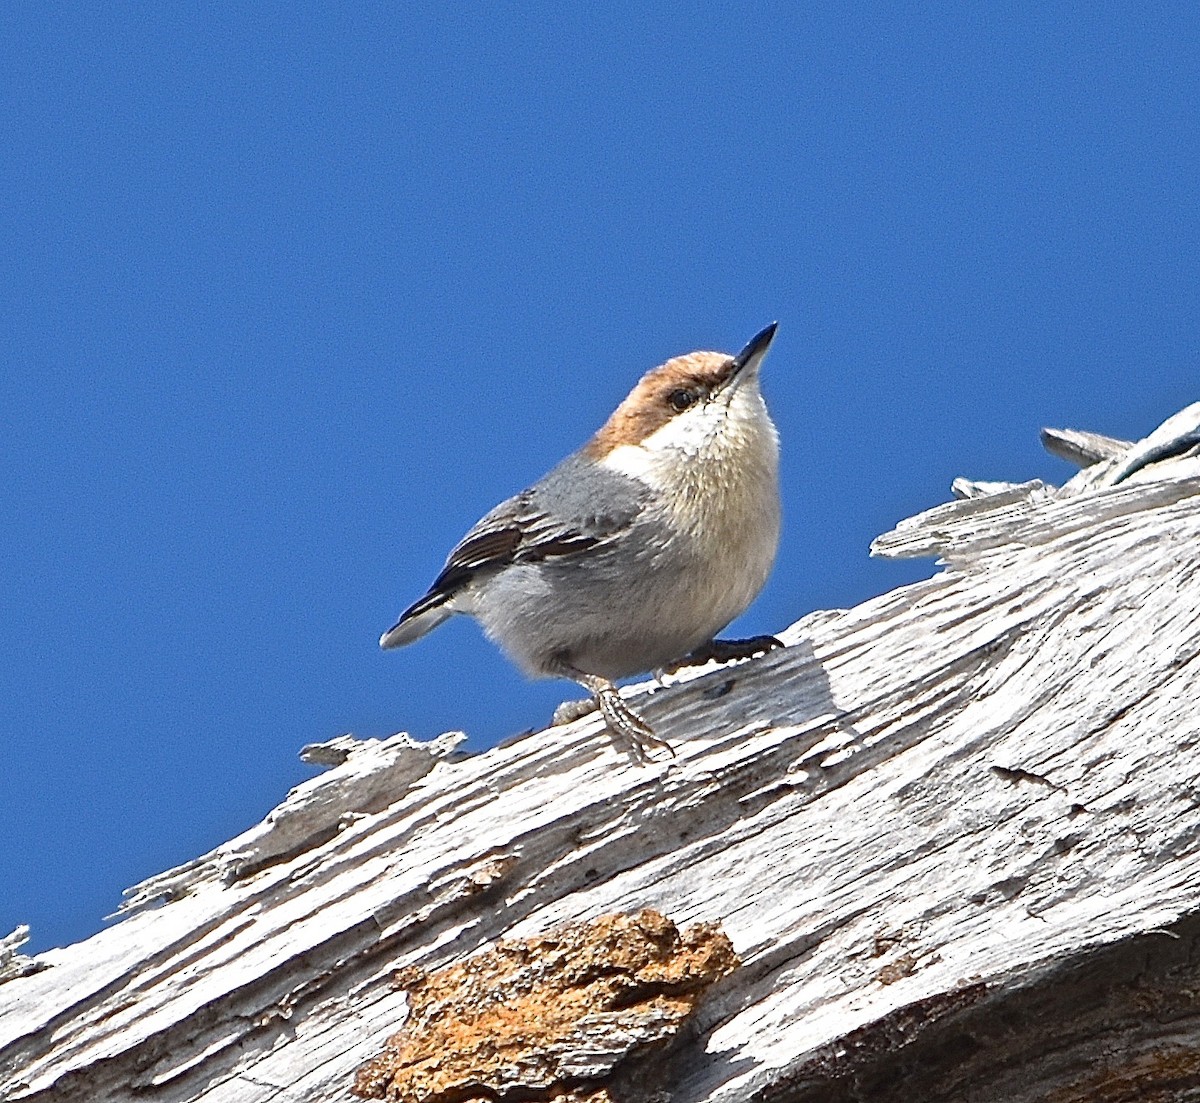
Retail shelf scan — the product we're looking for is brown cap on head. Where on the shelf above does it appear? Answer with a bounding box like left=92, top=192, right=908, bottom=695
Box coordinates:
left=585, top=351, right=737, bottom=457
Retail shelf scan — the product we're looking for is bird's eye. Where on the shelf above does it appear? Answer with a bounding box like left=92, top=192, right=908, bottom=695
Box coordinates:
left=668, top=389, right=696, bottom=412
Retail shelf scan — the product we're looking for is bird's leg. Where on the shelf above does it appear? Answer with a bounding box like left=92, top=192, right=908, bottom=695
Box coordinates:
left=591, top=679, right=674, bottom=763
left=664, top=634, right=784, bottom=674
left=548, top=660, right=674, bottom=762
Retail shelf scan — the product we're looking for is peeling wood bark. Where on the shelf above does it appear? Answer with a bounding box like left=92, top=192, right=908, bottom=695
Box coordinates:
left=0, top=929, right=42, bottom=985
left=352, top=910, right=737, bottom=1103
left=4, top=406, right=1200, bottom=1103
left=1038, top=426, right=1132, bottom=469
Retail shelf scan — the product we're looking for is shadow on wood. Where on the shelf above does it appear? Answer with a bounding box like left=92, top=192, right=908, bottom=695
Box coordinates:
left=3, top=404, right=1200, bottom=1102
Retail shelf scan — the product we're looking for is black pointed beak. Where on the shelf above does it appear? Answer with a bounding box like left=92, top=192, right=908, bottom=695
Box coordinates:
left=731, top=321, right=778, bottom=379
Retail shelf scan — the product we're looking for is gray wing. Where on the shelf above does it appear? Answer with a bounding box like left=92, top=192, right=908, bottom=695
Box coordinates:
left=404, top=452, right=648, bottom=616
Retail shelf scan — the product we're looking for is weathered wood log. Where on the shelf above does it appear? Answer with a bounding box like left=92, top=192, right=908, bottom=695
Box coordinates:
left=3, top=405, right=1200, bottom=1103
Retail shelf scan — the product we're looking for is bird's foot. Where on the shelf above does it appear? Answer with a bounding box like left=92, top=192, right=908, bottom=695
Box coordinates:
left=547, top=660, right=674, bottom=763
left=665, top=634, right=784, bottom=673
left=552, top=697, right=599, bottom=726
left=594, top=685, right=674, bottom=764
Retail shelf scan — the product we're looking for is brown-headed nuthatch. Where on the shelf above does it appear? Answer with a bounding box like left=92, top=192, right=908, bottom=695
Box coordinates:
left=381, top=323, right=783, bottom=759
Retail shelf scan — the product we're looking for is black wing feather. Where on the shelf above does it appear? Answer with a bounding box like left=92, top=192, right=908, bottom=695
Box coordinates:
left=423, top=493, right=606, bottom=603
left=403, top=453, right=648, bottom=618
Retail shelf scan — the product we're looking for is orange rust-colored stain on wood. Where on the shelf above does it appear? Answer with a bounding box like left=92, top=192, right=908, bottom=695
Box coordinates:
left=352, top=909, right=739, bottom=1103
left=876, top=953, right=918, bottom=986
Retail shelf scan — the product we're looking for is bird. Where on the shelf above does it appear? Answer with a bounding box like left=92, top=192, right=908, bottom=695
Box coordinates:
left=381, top=323, right=783, bottom=760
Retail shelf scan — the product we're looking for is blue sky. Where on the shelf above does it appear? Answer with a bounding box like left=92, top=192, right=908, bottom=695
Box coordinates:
left=3, top=4, right=1198, bottom=952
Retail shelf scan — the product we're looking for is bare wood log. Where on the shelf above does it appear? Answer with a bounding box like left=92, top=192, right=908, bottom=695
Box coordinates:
left=4, top=406, right=1200, bottom=1102
left=0, top=929, right=42, bottom=986
left=1038, top=426, right=1131, bottom=468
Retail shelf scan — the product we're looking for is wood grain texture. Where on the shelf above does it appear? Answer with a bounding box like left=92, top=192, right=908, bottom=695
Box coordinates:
left=351, top=909, right=738, bottom=1102
left=4, top=406, right=1200, bottom=1103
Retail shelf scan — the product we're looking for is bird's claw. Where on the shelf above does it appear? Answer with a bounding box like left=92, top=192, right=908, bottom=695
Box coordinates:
left=664, top=634, right=783, bottom=674
left=596, top=688, right=674, bottom=764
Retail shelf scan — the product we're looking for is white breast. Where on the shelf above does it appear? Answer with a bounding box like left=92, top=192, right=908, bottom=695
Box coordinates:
left=600, top=382, right=781, bottom=633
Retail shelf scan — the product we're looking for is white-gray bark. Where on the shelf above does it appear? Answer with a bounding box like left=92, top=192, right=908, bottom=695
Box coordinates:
left=4, top=404, right=1200, bottom=1103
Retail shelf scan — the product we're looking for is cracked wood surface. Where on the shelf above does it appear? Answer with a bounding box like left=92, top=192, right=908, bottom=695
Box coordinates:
left=3, top=404, right=1200, bottom=1103
left=351, top=909, right=739, bottom=1102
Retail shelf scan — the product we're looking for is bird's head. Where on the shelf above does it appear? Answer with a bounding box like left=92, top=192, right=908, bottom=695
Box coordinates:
left=585, top=323, right=779, bottom=483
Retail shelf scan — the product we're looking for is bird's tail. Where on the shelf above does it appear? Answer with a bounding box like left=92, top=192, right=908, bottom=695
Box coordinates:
left=379, top=592, right=453, bottom=649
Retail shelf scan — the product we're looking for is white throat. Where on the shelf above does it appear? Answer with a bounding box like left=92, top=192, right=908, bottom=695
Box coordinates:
left=600, top=381, right=779, bottom=503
